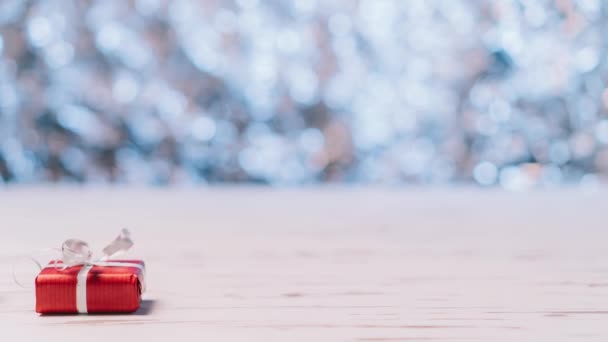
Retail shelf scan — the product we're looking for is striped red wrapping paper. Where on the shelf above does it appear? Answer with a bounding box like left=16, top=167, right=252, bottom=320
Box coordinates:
left=35, top=260, right=145, bottom=314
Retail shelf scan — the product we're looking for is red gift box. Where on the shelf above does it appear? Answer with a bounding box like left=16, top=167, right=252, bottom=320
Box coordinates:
left=35, top=260, right=145, bottom=314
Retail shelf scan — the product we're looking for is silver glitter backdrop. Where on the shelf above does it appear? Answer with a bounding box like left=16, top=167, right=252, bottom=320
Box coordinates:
left=1, top=0, right=607, bottom=187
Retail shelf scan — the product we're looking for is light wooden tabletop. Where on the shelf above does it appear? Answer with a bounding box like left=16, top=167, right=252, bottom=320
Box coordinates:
left=0, top=188, right=607, bottom=341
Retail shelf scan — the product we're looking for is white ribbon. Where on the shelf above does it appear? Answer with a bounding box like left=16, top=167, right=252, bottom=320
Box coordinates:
left=44, top=229, right=146, bottom=314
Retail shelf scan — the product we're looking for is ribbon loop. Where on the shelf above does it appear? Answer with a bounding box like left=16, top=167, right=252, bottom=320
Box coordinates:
left=61, top=239, right=92, bottom=266
left=101, top=229, right=133, bottom=260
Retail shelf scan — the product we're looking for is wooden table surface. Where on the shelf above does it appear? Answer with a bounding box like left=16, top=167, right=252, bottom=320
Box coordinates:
left=0, top=188, right=607, bottom=341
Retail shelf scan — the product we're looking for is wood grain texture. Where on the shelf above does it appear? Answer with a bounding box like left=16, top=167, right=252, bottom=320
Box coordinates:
left=0, top=188, right=607, bottom=341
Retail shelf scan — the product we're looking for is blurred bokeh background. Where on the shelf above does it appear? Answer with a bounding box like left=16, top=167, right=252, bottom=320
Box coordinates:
left=1, top=0, right=607, bottom=188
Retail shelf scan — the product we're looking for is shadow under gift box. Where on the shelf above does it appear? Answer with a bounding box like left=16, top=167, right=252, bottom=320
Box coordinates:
left=35, top=260, right=145, bottom=314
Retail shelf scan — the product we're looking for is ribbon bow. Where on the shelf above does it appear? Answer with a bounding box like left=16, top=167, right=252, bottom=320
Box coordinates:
left=58, top=228, right=134, bottom=268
